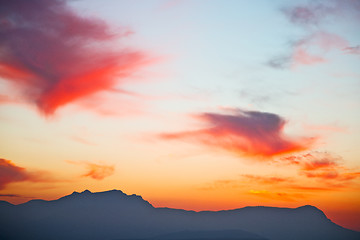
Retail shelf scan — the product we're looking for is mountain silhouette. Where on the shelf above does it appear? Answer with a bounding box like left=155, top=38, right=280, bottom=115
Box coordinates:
left=147, top=229, right=267, bottom=240
left=0, top=189, right=359, bottom=240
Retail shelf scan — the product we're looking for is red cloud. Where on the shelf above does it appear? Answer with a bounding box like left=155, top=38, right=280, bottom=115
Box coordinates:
left=161, top=109, right=314, bottom=158
left=0, top=0, right=151, bottom=116
left=0, top=158, right=51, bottom=189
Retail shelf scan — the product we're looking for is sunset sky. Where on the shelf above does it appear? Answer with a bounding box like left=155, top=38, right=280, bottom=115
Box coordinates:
left=1, top=0, right=360, bottom=231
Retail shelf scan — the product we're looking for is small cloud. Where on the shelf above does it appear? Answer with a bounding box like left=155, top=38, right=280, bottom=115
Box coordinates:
left=281, top=2, right=334, bottom=27
left=67, top=161, right=115, bottom=180
left=82, top=163, right=115, bottom=180
left=238, top=89, right=272, bottom=107
left=160, top=108, right=314, bottom=158
left=282, top=0, right=360, bottom=27
left=282, top=152, right=360, bottom=182
left=343, top=45, right=360, bottom=55
left=268, top=32, right=348, bottom=69
left=268, top=0, right=359, bottom=69
left=266, top=55, right=292, bottom=69
left=291, top=46, right=326, bottom=66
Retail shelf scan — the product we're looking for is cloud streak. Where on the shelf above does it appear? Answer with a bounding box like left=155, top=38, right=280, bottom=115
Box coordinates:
left=0, top=0, right=151, bottom=115
left=67, top=161, right=115, bottom=180
left=282, top=0, right=360, bottom=28
left=343, top=45, right=360, bottom=55
left=248, top=189, right=304, bottom=202
left=82, top=162, right=115, bottom=180
left=268, top=0, right=360, bottom=69
left=0, top=158, right=51, bottom=190
left=282, top=152, right=360, bottom=182
left=160, top=109, right=314, bottom=158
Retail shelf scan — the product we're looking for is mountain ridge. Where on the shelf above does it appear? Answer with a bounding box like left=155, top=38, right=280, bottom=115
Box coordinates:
left=9, top=189, right=329, bottom=214
left=0, top=189, right=358, bottom=240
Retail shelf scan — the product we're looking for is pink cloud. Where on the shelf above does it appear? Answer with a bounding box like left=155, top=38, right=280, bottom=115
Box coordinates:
left=291, top=32, right=348, bottom=67
left=160, top=109, right=314, bottom=158
left=343, top=45, right=360, bottom=55
left=292, top=47, right=326, bottom=65
left=0, top=0, right=153, bottom=116
left=269, top=1, right=359, bottom=69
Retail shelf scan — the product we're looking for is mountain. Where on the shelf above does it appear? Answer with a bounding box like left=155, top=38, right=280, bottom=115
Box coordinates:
left=0, top=189, right=359, bottom=240
left=147, top=229, right=267, bottom=240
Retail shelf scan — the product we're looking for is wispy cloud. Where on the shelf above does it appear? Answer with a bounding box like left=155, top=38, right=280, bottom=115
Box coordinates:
left=0, top=158, right=53, bottom=190
left=282, top=152, right=360, bottom=182
left=267, top=31, right=348, bottom=69
left=248, top=189, right=305, bottom=202
left=281, top=2, right=334, bottom=27
left=267, top=0, right=360, bottom=69
left=343, top=45, right=360, bottom=55
left=0, top=193, right=32, bottom=198
left=0, top=0, right=153, bottom=116
left=160, top=109, right=314, bottom=158
left=67, top=161, right=115, bottom=180
left=242, top=174, right=291, bottom=184
left=282, top=0, right=360, bottom=27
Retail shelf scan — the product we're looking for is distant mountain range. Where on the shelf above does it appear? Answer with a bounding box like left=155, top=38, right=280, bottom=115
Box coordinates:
left=0, top=189, right=359, bottom=240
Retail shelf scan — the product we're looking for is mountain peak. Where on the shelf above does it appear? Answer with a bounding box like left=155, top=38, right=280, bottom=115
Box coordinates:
left=297, top=205, right=324, bottom=213
left=56, top=189, right=154, bottom=209
left=299, top=204, right=318, bottom=209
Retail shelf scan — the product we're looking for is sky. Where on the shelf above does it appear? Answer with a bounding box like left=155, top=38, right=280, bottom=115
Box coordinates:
left=0, top=0, right=360, bottom=231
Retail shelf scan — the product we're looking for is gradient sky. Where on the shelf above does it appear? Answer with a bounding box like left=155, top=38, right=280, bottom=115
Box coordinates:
left=1, top=0, right=360, bottom=231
